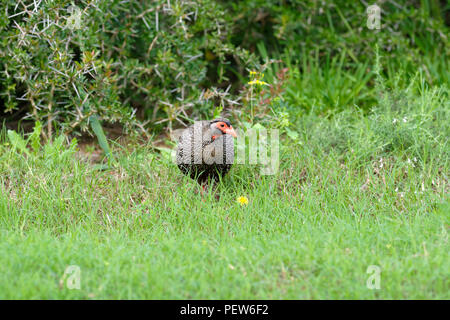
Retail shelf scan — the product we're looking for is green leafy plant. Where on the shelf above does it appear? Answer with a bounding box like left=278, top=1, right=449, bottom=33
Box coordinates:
left=0, top=0, right=255, bottom=138
left=7, top=121, right=78, bottom=166
left=89, top=115, right=114, bottom=162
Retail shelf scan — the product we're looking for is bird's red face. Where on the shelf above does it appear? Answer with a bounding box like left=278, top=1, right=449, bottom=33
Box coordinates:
left=213, top=121, right=237, bottom=139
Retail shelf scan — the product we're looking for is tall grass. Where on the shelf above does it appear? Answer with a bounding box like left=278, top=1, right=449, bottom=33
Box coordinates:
left=0, top=64, right=448, bottom=298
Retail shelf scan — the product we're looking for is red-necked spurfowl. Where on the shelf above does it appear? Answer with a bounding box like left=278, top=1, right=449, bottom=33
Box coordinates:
left=176, top=118, right=237, bottom=192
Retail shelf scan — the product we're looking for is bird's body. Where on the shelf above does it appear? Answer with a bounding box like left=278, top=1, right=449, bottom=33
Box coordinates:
left=176, top=118, right=237, bottom=187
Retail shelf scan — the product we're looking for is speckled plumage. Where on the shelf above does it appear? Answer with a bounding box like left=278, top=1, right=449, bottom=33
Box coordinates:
left=176, top=118, right=235, bottom=185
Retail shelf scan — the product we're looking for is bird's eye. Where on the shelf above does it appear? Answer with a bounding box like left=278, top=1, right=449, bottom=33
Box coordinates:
left=220, top=124, right=225, bottom=127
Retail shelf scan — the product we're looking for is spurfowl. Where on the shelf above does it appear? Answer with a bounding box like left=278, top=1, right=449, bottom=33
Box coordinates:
left=176, top=118, right=237, bottom=192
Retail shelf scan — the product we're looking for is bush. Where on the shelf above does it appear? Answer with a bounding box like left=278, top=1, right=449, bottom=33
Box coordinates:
left=0, top=0, right=448, bottom=138
left=0, top=0, right=254, bottom=138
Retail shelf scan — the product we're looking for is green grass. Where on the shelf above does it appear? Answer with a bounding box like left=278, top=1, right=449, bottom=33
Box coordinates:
left=0, top=67, right=448, bottom=299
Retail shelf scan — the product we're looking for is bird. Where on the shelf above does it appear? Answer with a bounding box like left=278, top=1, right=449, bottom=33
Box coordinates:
left=176, top=118, right=237, bottom=194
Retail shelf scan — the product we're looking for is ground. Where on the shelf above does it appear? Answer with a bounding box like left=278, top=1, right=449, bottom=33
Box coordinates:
left=0, top=82, right=448, bottom=298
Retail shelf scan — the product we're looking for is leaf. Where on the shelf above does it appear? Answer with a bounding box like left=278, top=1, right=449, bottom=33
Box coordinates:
left=29, top=121, right=42, bottom=154
left=213, top=106, right=223, bottom=119
left=242, top=121, right=253, bottom=130
left=7, top=130, right=29, bottom=156
left=285, top=127, right=299, bottom=140
left=89, top=115, right=114, bottom=162
left=252, top=123, right=265, bottom=131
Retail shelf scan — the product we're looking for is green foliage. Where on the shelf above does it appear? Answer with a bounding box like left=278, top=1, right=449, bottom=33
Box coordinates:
left=0, top=84, right=448, bottom=297
left=224, top=0, right=449, bottom=84
left=7, top=121, right=44, bottom=156
left=0, top=0, right=254, bottom=137
left=292, top=69, right=449, bottom=169
left=0, top=0, right=448, bottom=300
left=283, top=49, right=376, bottom=114
left=3, top=121, right=78, bottom=169
left=1, top=1, right=448, bottom=137
left=89, top=115, right=113, bottom=162
left=7, top=129, right=29, bottom=156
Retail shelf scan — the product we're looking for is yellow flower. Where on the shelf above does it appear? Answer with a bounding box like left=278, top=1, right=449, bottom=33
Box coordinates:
left=249, top=71, right=259, bottom=76
left=247, top=79, right=269, bottom=86
left=237, top=196, right=249, bottom=206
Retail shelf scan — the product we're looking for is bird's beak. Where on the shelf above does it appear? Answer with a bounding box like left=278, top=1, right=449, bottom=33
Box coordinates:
left=224, top=126, right=237, bottom=138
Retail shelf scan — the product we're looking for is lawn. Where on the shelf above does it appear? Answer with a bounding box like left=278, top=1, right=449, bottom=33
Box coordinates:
left=0, top=68, right=448, bottom=299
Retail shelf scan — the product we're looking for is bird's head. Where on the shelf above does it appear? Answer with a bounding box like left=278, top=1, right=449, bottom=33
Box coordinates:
left=209, top=118, right=237, bottom=140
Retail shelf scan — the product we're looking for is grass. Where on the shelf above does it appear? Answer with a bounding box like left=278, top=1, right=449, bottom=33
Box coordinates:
left=0, top=61, right=449, bottom=299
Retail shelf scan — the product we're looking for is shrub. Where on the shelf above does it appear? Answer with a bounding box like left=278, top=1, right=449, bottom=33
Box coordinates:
left=0, top=0, right=448, bottom=138
left=0, top=0, right=254, bottom=138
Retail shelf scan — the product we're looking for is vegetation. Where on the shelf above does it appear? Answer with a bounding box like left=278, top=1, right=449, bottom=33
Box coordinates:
left=1, top=1, right=448, bottom=135
left=0, top=0, right=448, bottom=299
